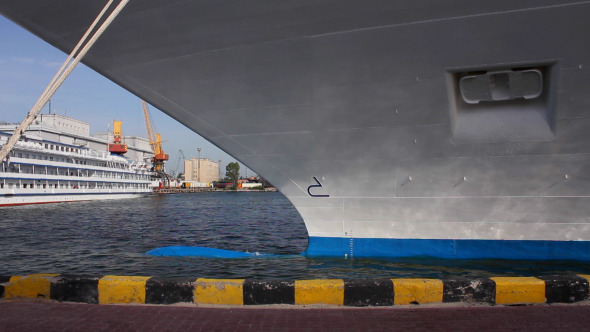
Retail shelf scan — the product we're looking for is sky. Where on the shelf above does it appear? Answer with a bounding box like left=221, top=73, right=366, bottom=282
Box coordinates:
left=0, top=15, right=251, bottom=178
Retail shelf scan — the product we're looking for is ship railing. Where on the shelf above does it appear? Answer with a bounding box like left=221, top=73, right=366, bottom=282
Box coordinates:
left=5, top=142, right=151, bottom=175
left=2, top=134, right=114, bottom=164
left=13, top=140, right=45, bottom=152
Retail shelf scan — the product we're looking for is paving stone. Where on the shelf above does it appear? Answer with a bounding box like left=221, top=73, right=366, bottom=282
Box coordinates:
left=1, top=301, right=590, bottom=331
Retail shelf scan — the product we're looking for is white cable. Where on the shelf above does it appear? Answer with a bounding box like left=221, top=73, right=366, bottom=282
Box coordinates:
left=0, top=0, right=129, bottom=162
left=40, top=0, right=115, bottom=105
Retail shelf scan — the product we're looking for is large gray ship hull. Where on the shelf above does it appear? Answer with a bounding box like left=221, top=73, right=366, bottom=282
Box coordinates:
left=3, top=1, right=590, bottom=259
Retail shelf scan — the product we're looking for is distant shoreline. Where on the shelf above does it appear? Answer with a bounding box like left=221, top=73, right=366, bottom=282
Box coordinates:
left=153, top=187, right=277, bottom=194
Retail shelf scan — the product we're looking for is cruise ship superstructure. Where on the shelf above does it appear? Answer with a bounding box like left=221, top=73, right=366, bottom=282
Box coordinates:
left=0, top=114, right=152, bottom=206
left=2, top=1, right=590, bottom=259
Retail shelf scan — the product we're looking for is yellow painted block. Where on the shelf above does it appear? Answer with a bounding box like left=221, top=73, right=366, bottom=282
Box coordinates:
left=491, top=277, right=545, bottom=304
left=194, top=278, right=244, bottom=305
left=98, top=275, right=150, bottom=304
left=392, top=279, right=443, bottom=305
left=295, top=279, right=344, bottom=305
left=4, top=274, right=57, bottom=299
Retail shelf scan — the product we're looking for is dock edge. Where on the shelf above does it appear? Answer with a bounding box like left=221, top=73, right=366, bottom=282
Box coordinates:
left=1, top=274, right=589, bottom=307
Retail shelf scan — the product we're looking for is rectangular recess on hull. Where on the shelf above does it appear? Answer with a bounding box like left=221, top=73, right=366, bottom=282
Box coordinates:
left=460, top=70, right=542, bottom=104
left=446, top=62, right=559, bottom=144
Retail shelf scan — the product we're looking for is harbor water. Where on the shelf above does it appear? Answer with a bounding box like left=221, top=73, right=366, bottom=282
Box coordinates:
left=1, top=191, right=590, bottom=279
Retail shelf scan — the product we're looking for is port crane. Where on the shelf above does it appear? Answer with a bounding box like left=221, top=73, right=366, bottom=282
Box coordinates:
left=175, top=149, right=185, bottom=179
left=108, top=120, right=127, bottom=155
left=142, top=100, right=169, bottom=186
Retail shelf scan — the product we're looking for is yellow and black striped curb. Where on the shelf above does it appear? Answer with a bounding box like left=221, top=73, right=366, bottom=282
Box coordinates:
left=1, top=274, right=590, bottom=306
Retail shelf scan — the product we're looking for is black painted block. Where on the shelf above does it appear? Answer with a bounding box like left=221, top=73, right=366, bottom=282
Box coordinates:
left=0, top=276, right=11, bottom=298
left=50, top=274, right=99, bottom=304
left=538, top=275, right=589, bottom=303
left=243, top=280, right=295, bottom=305
left=145, top=277, right=194, bottom=304
left=442, top=278, right=495, bottom=304
left=343, top=279, right=394, bottom=307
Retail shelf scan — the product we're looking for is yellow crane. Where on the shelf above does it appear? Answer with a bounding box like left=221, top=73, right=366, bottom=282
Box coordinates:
left=108, top=120, right=127, bottom=155
left=142, top=100, right=169, bottom=176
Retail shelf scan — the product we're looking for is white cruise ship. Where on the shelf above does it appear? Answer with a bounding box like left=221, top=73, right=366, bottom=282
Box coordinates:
left=0, top=115, right=152, bottom=207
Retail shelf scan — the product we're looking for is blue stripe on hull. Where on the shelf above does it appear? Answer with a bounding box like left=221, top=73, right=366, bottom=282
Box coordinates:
left=304, top=237, right=590, bottom=261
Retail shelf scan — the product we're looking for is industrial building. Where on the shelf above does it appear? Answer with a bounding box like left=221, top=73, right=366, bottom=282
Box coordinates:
left=184, top=158, right=219, bottom=184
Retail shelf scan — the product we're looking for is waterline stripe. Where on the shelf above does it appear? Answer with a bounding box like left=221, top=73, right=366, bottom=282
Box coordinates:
left=146, top=246, right=257, bottom=258
left=305, top=237, right=590, bottom=260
